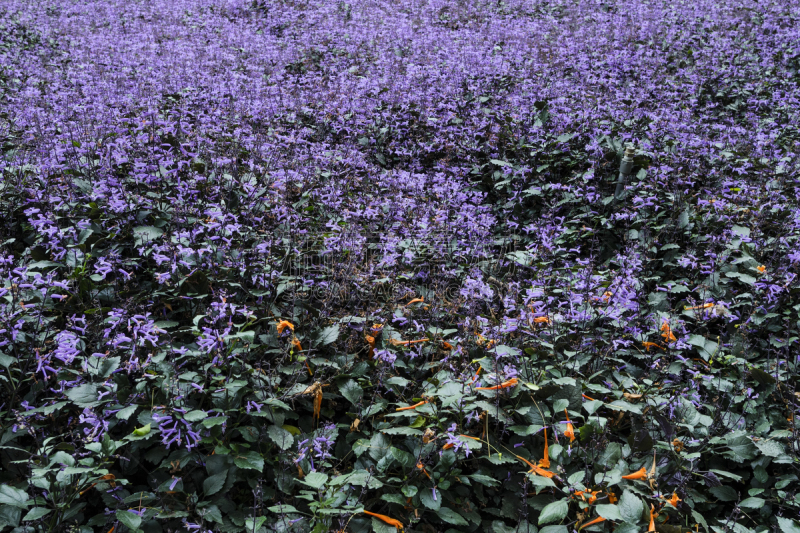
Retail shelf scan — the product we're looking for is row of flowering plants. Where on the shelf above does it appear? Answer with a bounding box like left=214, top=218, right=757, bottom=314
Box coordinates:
left=1, top=0, right=800, bottom=532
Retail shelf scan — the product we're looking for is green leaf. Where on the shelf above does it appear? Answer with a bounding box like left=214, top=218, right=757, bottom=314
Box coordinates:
left=753, top=439, right=784, bottom=457
left=528, top=474, right=557, bottom=490
left=436, top=507, right=468, bottom=526
left=618, top=490, right=644, bottom=523
left=267, top=425, right=294, bottom=450
left=203, top=471, right=227, bottom=496
left=596, top=504, right=622, bottom=521
left=420, top=487, right=442, bottom=511
left=267, top=504, right=300, bottom=514
left=233, top=451, right=264, bottom=472
left=201, top=416, right=228, bottom=428
left=301, top=471, right=328, bottom=489
left=0, top=485, right=30, bottom=509
left=0, top=505, right=22, bottom=528
left=539, top=500, right=568, bottom=525
left=605, top=401, right=642, bottom=414
left=709, top=485, right=738, bottom=501
left=115, top=510, right=142, bottom=530
left=381, top=427, right=423, bottom=436
left=116, top=405, right=138, bottom=421
left=132, top=225, right=164, bottom=244
left=183, top=410, right=208, bottom=422
left=540, top=527, right=568, bottom=533
left=245, top=516, right=268, bottom=531
left=468, top=474, right=500, bottom=487
left=778, top=517, right=800, bottom=533
left=739, top=497, right=764, bottom=509
left=725, top=435, right=757, bottom=462
left=313, top=325, right=339, bottom=346
left=22, top=507, right=51, bottom=521
left=568, top=471, right=585, bottom=485
left=369, top=432, right=391, bottom=461
left=65, top=384, right=99, bottom=407
left=490, top=159, right=512, bottom=167
left=390, top=447, right=415, bottom=469
left=339, top=379, right=363, bottom=406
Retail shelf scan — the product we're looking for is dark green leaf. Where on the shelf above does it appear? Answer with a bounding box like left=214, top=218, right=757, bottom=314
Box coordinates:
left=436, top=507, right=468, bottom=526
left=203, top=471, right=227, bottom=496
left=539, top=500, right=568, bottom=525
left=115, top=510, right=142, bottom=530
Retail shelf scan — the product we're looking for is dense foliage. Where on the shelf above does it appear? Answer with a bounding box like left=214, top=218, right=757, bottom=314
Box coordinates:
left=1, top=0, right=800, bottom=532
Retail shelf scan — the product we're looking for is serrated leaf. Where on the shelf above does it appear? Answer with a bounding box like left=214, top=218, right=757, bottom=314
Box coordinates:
left=132, top=225, right=164, bottom=244
left=115, top=405, right=138, bottom=421
left=301, top=471, right=328, bottom=489
left=313, top=325, right=339, bottom=346
left=183, top=410, right=208, bottom=422
left=22, top=507, right=51, bottom=521
left=618, top=490, right=644, bottom=523
left=596, top=504, right=622, bottom=521
left=339, top=379, right=363, bottom=406
left=739, top=497, right=764, bottom=509
left=437, top=507, right=468, bottom=526
left=267, top=504, right=300, bottom=514
left=245, top=516, right=268, bottom=531
left=115, top=510, right=142, bottom=530
left=605, top=401, right=642, bottom=414
left=267, top=425, right=294, bottom=450
left=540, top=527, right=568, bottom=533
left=0, top=486, right=29, bottom=509
left=381, top=427, right=423, bottom=436
left=65, top=384, right=99, bottom=407
left=203, top=471, right=227, bottom=496
left=420, top=487, right=442, bottom=511
left=390, top=447, right=415, bottom=469
left=709, top=485, right=738, bottom=501
left=754, top=439, right=784, bottom=457
left=539, top=500, right=568, bottom=525
left=468, top=474, right=500, bottom=487
left=778, top=518, right=800, bottom=533
left=233, top=451, right=264, bottom=472
left=201, top=416, right=227, bottom=428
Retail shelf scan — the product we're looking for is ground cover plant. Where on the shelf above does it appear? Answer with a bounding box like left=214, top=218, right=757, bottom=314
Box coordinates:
left=1, top=0, right=800, bottom=531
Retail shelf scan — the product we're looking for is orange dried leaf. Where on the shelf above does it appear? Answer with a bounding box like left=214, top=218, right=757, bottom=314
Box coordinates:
left=539, top=427, right=550, bottom=468
left=580, top=516, right=607, bottom=530
left=363, top=510, right=404, bottom=530
left=406, top=297, right=424, bottom=306
left=530, top=465, right=556, bottom=478
left=648, top=505, right=657, bottom=532
left=564, top=409, right=576, bottom=443
left=642, top=341, right=665, bottom=351
left=475, top=377, right=518, bottom=391
left=313, top=389, right=323, bottom=421
left=660, top=321, right=677, bottom=343
left=276, top=320, right=294, bottom=335
left=395, top=400, right=428, bottom=412
left=622, top=467, right=647, bottom=480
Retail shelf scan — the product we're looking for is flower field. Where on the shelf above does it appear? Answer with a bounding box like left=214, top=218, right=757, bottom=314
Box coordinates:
left=1, top=0, right=799, bottom=531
